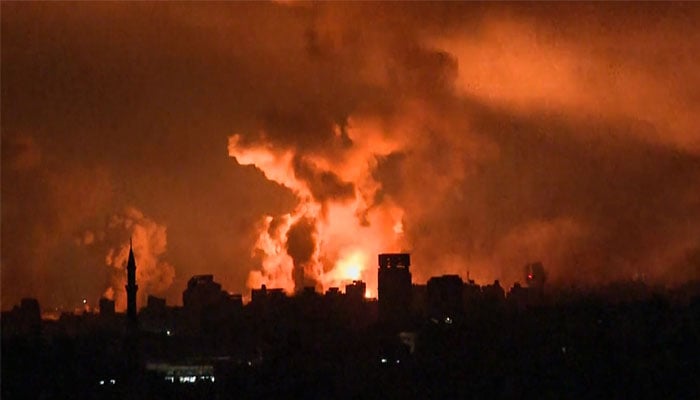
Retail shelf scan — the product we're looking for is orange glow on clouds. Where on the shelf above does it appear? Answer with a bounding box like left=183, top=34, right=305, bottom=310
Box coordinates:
left=101, top=208, right=174, bottom=311
left=229, top=121, right=406, bottom=294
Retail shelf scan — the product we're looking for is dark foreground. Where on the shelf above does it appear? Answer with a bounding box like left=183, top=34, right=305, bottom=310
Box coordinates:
left=3, top=291, right=699, bottom=399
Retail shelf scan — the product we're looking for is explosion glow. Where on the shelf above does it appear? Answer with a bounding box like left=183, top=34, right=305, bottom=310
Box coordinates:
left=229, top=125, right=406, bottom=294
left=3, top=2, right=700, bottom=311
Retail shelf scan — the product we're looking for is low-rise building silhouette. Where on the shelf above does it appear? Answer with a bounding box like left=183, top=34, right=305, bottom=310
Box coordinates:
left=182, top=275, right=242, bottom=334
left=345, top=280, right=366, bottom=302
left=427, top=274, right=464, bottom=322
left=99, top=297, right=115, bottom=317
left=1, top=298, right=41, bottom=336
left=251, top=284, right=286, bottom=306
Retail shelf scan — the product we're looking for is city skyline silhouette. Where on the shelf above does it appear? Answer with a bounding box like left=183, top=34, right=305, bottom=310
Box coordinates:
left=3, top=2, right=700, bottom=398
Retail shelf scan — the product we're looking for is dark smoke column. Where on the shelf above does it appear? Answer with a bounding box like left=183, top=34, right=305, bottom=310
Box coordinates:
left=125, top=238, right=138, bottom=330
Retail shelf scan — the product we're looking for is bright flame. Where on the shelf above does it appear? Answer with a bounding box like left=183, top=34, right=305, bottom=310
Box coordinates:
left=393, top=220, right=404, bottom=234
left=229, top=120, right=406, bottom=295
left=334, top=249, right=366, bottom=281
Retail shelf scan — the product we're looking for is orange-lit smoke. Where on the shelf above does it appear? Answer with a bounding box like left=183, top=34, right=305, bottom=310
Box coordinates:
left=229, top=122, right=406, bottom=294
left=102, top=208, right=175, bottom=311
left=4, top=3, right=700, bottom=313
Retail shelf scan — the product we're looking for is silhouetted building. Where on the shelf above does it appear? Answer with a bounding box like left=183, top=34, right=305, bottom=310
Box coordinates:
left=20, top=298, right=41, bottom=320
left=345, top=280, right=366, bottom=302
left=483, top=280, right=506, bottom=303
left=411, top=284, right=428, bottom=317
left=125, top=238, right=139, bottom=330
left=507, top=282, right=529, bottom=310
left=182, top=275, right=242, bottom=334
left=99, top=297, right=115, bottom=317
left=183, top=275, right=233, bottom=310
left=2, top=298, right=42, bottom=336
left=229, top=293, right=243, bottom=308
left=140, top=295, right=170, bottom=334
left=378, top=253, right=412, bottom=326
left=463, top=278, right=481, bottom=310
left=146, top=295, right=167, bottom=313
left=301, top=286, right=318, bottom=297
left=427, top=275, right=464, bottom=321
left=251, top=284, right=286, bottom=305
left=251, top=285, right=268, bottom=304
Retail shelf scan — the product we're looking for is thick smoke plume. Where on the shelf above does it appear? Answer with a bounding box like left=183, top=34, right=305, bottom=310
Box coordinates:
left=3, top=3, right=700, bottom=310
left=101, top=208, right=175, bottom=311
left=229, top=2, right=700, bottom=292
left=230, top=127, right=406, bottom=294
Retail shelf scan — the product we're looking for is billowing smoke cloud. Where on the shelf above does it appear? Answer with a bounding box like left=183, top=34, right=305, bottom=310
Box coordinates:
left=230, top=125, right=406, bottom=293
left=101, top=208, right=175, bottom=311
left=3, top=2, right=700, bottom=310
left=286, top=217, right=318, bottom=289
left=229, top=2, right=700, bottom=292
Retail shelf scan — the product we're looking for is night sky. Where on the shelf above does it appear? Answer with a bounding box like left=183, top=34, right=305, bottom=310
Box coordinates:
left=2, top=2, right=699, bottom=312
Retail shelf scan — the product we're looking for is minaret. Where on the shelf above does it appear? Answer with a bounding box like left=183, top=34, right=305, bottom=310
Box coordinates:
left=125, top=237, right=138, bottom=329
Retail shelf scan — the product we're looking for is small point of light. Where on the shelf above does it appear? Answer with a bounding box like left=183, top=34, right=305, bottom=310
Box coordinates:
left=166, top=330, right=171, bottom=336
left=99, top=380, right=105, bottom=385
left=109, top=379, right=116, bottom=385
left=82, top=299, right=88, bottom=304
left=247, top=361, right=252, bottom=366
left=444, top=317, right=453, bottom=324
left=395, top=359, right=400, bottom=364
left=380, top=358, right=388, bottom=364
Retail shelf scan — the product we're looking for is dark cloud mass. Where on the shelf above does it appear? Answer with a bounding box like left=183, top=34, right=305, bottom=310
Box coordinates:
left=292, top=156, right=355, bottom=205
left=2, top=2, right=699, bottom=310
left=285, top=217, right=318, bottom=290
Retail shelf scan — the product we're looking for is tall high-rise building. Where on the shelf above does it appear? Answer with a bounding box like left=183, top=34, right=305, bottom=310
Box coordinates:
left=378, top=253, right=412, bottom=326
left=125, top=238, right=138, bottom=330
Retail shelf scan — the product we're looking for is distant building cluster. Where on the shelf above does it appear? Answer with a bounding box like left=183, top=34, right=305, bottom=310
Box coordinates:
left=3, top=247, right=700, bottom=399
left=3, top=249, right=552, bottom=338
